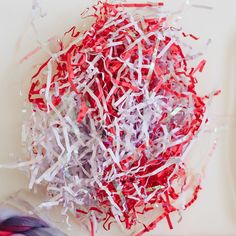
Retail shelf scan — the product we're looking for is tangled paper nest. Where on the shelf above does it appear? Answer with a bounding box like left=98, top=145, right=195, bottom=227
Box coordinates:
left=22, top=2, right=219, bottom=235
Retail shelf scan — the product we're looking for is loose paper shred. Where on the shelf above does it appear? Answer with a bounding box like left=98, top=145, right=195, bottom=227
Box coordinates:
left=21, top=1, right=220, bottom=235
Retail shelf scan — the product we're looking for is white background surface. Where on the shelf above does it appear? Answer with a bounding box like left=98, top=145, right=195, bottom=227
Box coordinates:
left=0, top=0, right=236, bottom=235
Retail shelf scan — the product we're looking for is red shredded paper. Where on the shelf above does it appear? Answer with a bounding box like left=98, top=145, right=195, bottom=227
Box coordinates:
left=24, top=2, right=220, bottom=236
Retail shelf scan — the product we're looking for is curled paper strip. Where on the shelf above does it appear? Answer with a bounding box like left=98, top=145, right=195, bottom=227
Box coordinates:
left=21, top=1, right=220, bottom=235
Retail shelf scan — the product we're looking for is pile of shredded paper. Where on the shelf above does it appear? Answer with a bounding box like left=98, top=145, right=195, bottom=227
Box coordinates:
left=22, top=1, right=219, bottom=235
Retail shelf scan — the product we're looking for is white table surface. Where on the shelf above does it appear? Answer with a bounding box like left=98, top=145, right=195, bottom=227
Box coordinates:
left=0, top=0, right=236, bottom=235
